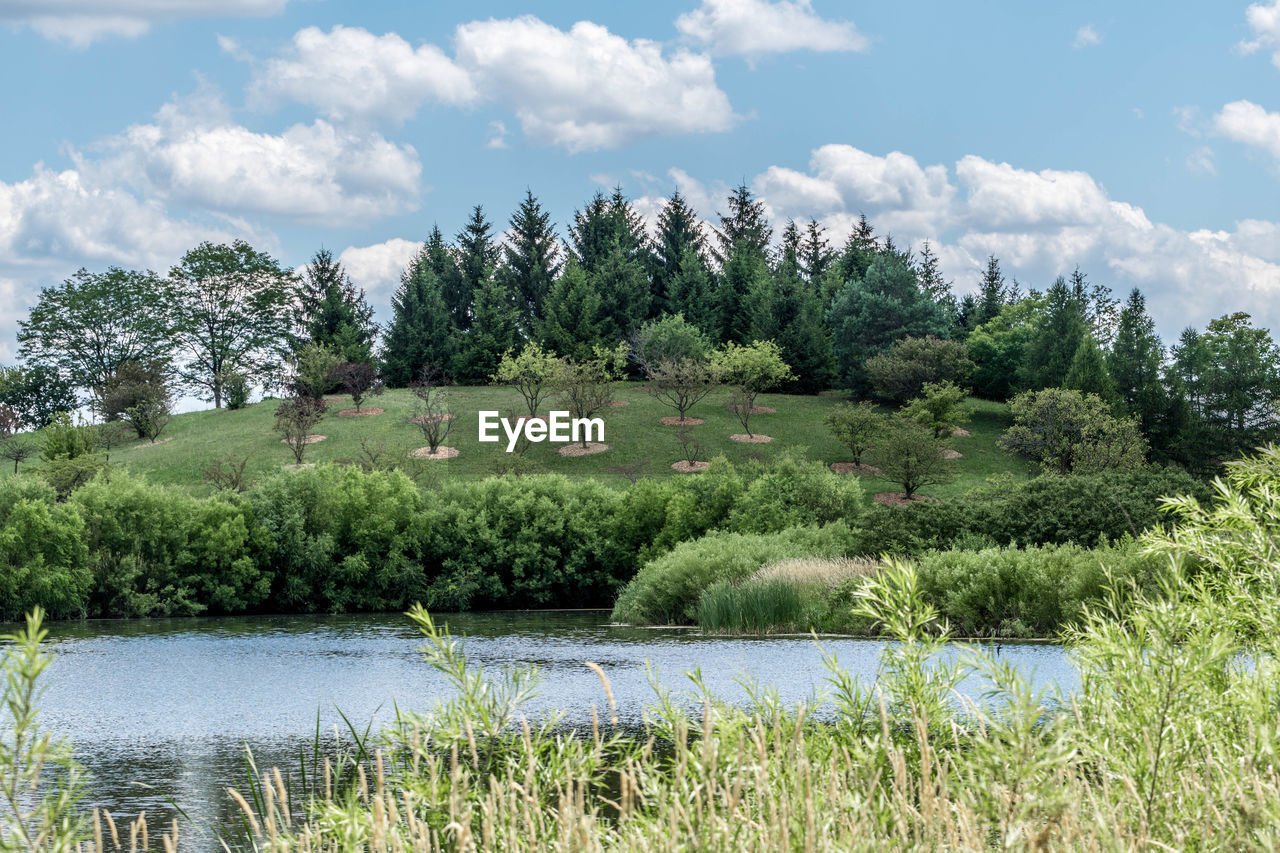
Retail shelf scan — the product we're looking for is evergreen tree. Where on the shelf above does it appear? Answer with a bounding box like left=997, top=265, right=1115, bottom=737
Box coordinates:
left=834, top=214, right=878, bottom=286
left=974, top=255, right=1007, bottom=327
left=800, top=219, right=834, bottom=287
left=652, top=192, right=706, bottom=318
left=297, top=248, right=376, bottom=363
left=1063, top=335, right=1118, bottom=406
left=1020, top=276, right=1088, bottom=390
left=1069, top=267, right=1120, bottom=348
left=916, top=241, right=956, bottom=332
left=666, top=244, right=716, bottom=337
left=766, top=249, right=836, bottom=392
left=537, top=261, right=608, bottom=361
left=449, top=206, right=499, bottom=331
left=499, top=190, right=561, bottom=336
left=381, top=252, right=454, bottom=386
left=1109, top=288, right=1167, bottom=435
left=827, top=252, right=949, bottom=392
left=716, top=243, right=771, bottom=344
left=570, top=188, right=650, bottom=274
left=591, top=241, right=651, bottom=343
left=451, top=279, right=520, bottom=384
left=713, top=183, right=771, bottom=264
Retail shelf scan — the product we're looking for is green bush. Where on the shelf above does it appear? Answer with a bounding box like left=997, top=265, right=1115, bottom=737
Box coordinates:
left=611, top=524, right=853, bottom=625
left=726, top=455, right=863, bottom=534
left=0, top=478, right=90, bottom=620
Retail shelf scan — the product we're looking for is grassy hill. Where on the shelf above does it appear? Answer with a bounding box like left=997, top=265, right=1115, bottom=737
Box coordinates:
left=4, top=385, right=1031, bottom=498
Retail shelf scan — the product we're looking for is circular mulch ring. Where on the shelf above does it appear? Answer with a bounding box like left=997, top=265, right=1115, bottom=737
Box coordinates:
left=951, top=427, right=971, bottom=437
left=729, top=434, right=773, bottom=443
left=942, top=449, right=963, bottom=459
left=132, top=437, right=174, bottom=450
left=873, top=492, right=941, bottom=507
left=337, top=407, right=385, bottom=417
left=830, top=462, right=882, bottom=476
left=281, top=434, right=326, bottom=445
left=725, top=404, right=777, bottom=414
left=659, top=416, right=705, bottom=426
left=558, top=442, right=609, bottom=457
left=610, top=400, right=630, bottom=407
left=410, top=446, right=460, bottom=460
left=409, top=413, right=456, bottom=425
left=671, top=460, right=711, bottom=473
left=282, top=462, right=316, bottom=471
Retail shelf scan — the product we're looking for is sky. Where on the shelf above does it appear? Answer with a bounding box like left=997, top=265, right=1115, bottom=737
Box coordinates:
left=2, top=0, right=1280, bottom=363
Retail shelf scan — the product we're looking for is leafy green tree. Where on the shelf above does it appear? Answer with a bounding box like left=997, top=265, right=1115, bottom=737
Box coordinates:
left=827, top=252, right=949, bottom=392
left=538, top=260, right=609, bottom=361
left=966, top=296, right=1045, bottom=400
left=652, top=191, right=706, bottom=317
left=554, top=345, right=627, bottom=447
left=166, top=241, right=298, bottom=408
left=866, top=336, right=974, bottom=403
left=0, top=365, right=77, bottom=431
left=493, top=343, right=561, bottom=418
left=825, top=401, right=887, bottom=467
left=1182, top=313, right=1280, bottom=460
left=1063, top=334, right=1118, bottom=406
left=868, top=415, right=956, bottom=499
left=905, top=380, right=970, bottom=438
left=711, top=340, right=794, bottom=436
left=17, top=267, right=172, bottom=405
left=632, top=313, right=712, bottom=368
left=500, top=190, right=561, bottom=335
left=1000, top=388, right=1148, bottom=475
left=451, top=279, right=522, bottom=384
left=100, top=360, right=170, bottom=435
left=1020, top=276, right=1088, bottom=392
left=645, top=357, right=721, bottom=423
left=451, top=206, right=499, bottom=331
left=297, top=248, right=376, bottom=363
left=382, top=253, right=455, bottom=387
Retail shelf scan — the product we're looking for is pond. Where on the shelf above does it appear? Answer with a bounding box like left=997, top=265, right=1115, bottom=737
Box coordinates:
left=36, top=610, right=1077, bottom=849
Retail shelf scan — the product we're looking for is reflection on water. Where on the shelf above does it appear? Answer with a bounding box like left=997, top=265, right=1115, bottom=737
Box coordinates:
left=37, top=611, right=1078, bottom=849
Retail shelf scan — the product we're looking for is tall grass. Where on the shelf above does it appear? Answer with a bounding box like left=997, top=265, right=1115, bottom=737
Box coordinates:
left=696, top=578, right=808, bottom=633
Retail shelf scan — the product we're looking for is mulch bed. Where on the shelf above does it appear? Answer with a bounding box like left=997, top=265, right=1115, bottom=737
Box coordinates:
left=671, top=460, right=711, bottom=473
left=409, top=413, right=456, bottom=424
left=951, top=427, right=971, bottom=437
left=942, top=449, right=963, bottom=459
left=132, top=437, right=174, bottom=449
left=336, top=407, right=385, bottom=417
left=558, top=442, right=609, bottom=457
left=659, top=416, right=705, bottom=426
left=873, top=492, right=941, bottom=507
left=409, top=446, right=459, bottom=460
left=282, top=434, right=326, bottom=445
left=830, top=462, right=882, bottom=476
left=729, top=434, right=773, bottom=443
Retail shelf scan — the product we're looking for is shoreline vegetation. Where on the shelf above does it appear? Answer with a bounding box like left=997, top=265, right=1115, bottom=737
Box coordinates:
left=7, top=446, right=1280, bottom=850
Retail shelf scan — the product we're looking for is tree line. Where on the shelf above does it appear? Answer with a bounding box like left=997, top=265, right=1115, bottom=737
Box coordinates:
left=4, top=184, right=1279, bottom=474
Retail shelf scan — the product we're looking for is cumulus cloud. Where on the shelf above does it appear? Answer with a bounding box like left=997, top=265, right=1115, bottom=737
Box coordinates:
left=1214, top=99, right=1280, bottom=162
left=1239, top=0, right=1280, bottom=67
left=336, top=238, right=423, bottom=310
left=453, top=16, right=736, bottom=151
left=675, top=0, right=867, bottom=57
left=244, top=26, right=476, bottom=123
left=87, top=90, right=422, bottom=224
left=1073, top=25, right=1101, bottom=48
left=0, top=0, right=288, bottom=46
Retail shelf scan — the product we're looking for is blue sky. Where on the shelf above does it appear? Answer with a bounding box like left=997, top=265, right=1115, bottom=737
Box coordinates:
left=2, top=0, right=1280, bottom=360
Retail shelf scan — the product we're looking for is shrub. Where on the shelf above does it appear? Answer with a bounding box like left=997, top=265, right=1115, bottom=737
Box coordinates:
left=335, top=361, right=384, bottom=412
left=824, top=401, right=887, bottom=466
left=222, top=371, right=251, bottom=410
left=0, top=478, right=90, bottom=620
left=904, top=380, right=969, bottom=438
left=611, top=524, right=853, bottom=625
left=867, top=415, right=956, bottom=498
left=292, top=342, right=341, bottom=399
left=275, top=396, right=326, bottom=463
left=866, top=336, right=974, bottom=403
left=726, top=455, right=863, bottom=534
left=492, top=343, right=559, bottom=417
left=631, top=313, right=712, bottom=368
left=99, top=359, right=170, bottom=430
left=1000, top=388, right=1148, bottom=474
left=645, top=357, right=720, bottom=423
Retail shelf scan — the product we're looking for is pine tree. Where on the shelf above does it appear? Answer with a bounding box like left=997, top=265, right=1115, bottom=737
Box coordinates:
left=297, top=248, right=376, bottom=363
left=766, top=248, right=835, bottom=392
left=382, top=254, right=454, bottom=386
left=570, top=188, right=650, bottom=274
left=716, top=243, right=770, bottom=344
left=800, top=219, right=833, bottom=287
left=591, top=240, right=651, bottom=343
left=500, top=190, right=561, bottom=336
left=713, top=183, right=771, bottom=264
left=666, top=244, right=716, bottom=337
left=537, top=261, right=608, bottom=361
left=834, top=214, right=878, bottom=286
left=1108, top=288, right=1167, bottom=434
left=449, top=206, right=499, bottom=331
left=652, top=192, right=706, bottom=318
left=1020, top=276, right=1088, bottom=390
left=1063, top=334, right=1119, bottom=405
left=916, top=241, right=956, bottom=332
left=975, top=255, right=1006, bottom=326
left=451, top=279, right=520, bottom=384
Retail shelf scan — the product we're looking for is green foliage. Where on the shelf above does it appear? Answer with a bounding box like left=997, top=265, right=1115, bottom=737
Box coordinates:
left=1063, top=334, right=1118, bottom=405
left=297, top=248, right=376, bottom=364
left=499, top=190, right=562, bottom=335
left=867, top=415, right=956, bottom=498
left=492, top=342, right=561, bottom=417
left=1019, top=276, right=1088, bottom=391
left=537, top=259, right=609, bottom=361
left=697, top=578, right=808, bottom=633
left=17, top=266, right=172, bottom=402
left=40, top=412, right=98, bottom=461
left=611, top=524, right=851, bottom=625
left=382, top=254, right=455, bottom=387
left=222, top=371, right=251, bottom=410
left=866, top=336, right=974, bottom=403
left=553, top=345, right=626, bottom=446
left=274, top=396, right=326, bottom=464
left=710, top=340, right=794, bottom=398
left=0, top=479, right=90, bottom=620
left=292, top=342, right=341, bottom=399
left=725, top=454, right=862, bottom=534
left=1001, top=388, right=1148, bottom=475
left=100, top=359, right=170, bottom=432
left=450, top=280, right=521, bottom=385
left=824, top=401, right=887, bottom=466
left=0, top=364, right=78, bottom=430
left=167, top=240, right=298, bottom=408
left=644, top=356, right=721, bottom=422
left=631, top=313, right=712, bottom=367
left=965, top=296, right=1044, bottom=399
left=652, top=192, right=707, bottom=319
left=904, top=380, right=970, bottom=438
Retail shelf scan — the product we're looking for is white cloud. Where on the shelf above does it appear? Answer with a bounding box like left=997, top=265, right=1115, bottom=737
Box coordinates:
left=485, top=121, right=509, bottom=150
left=244, top=26, right=476, bottom=123
left=453, top=16, right=736, bottom=151
left=337, top=238, right=422, bottom=307
left=1186, top=146, right=1217, bottom=175
left=675, top=0, right=867, bottom=58
left=0, top=0, right=288, bottom=46
left=1072, top=25, right=1101, bottom=48
left=1214, top=99, right=1280, bottom=161
left=1239, top=0, right=1280, bottom=67
left=87, top=90, right=422, bottom=224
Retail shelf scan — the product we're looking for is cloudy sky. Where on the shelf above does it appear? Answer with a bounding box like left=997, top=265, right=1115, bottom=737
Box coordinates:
left=2, top=0, right=1280, bottom=361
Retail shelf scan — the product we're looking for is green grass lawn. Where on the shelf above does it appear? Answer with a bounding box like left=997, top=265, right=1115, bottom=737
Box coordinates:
left=5, top=386, right=1031, bottom=498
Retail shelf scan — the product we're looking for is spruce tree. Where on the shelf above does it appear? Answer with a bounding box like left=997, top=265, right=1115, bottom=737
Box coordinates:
left=1063, top=334, right=1119, bottom=406
left=975, top=255, right=1006, bottom=326
left=1109, top=288, right=1167, bottom=434
left=449, top=206, right=499, bottom=331
left=800, top=219, right=834, bottom=287
left=500, top=190, right=561, bottom=336
left=1020, top=276, right=1088, bottom=390
left=451, top=279, right=520, bottom=384
left=713, top=184, right=771, bottom=264
left=835, top=214, right=878, bottom=285
left=297, top=248, right=376, bottom=364
left=591, top=240, right=651, bottom=343
left=537, top=261, right=608, bottom=361
left=767, top=247, right=835, bottom=392
left=666, top=244, right=716, bottom=337
left=652, top=191, right=706, bottom=318
left=570, top=188, right=650, bottom=274
left=382, top=253, right=454, bottom=386
left=716, top=244, right=771, bottom=344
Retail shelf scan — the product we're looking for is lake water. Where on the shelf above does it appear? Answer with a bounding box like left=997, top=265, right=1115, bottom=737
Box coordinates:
left=36, top=611, right=1077, bottom=848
